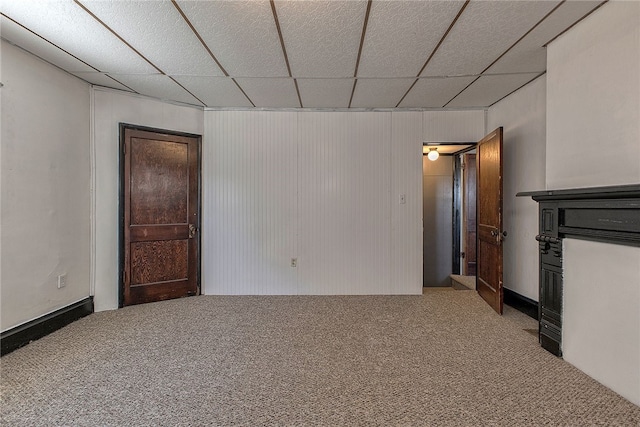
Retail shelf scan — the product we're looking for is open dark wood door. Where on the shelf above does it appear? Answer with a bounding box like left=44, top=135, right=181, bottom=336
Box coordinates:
left=121, top=125, right=200, bottom=306
left=476, top=128, right=504, bottom=314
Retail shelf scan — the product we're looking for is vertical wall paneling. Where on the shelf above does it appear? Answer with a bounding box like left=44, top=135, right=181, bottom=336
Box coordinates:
left=391, top=112, right=423, bottom=293
left=202, top=110, right=487, bottom=295
left=203, top=111, right=298, bottom=294
left=297, top=112, right=393, bottom=294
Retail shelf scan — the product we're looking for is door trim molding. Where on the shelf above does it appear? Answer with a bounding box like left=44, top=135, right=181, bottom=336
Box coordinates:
left=118, top=123, right=202, bottom=308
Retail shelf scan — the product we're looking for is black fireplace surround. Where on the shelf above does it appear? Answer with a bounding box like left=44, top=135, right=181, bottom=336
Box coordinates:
left=517, top=184, right=640, bottom=356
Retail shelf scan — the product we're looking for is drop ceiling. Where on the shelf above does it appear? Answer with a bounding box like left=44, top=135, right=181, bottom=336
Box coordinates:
left=0, top=0, right=604, bottom=110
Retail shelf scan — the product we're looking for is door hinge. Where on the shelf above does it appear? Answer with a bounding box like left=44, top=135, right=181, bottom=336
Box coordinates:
left=123, top=142, right=126, bottom=155
left=122, top=270, right=126, bottom=284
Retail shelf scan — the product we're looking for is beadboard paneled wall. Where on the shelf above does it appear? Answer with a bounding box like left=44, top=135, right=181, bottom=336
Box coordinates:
left=391, top=112, right=424, bottom=293
left=203, top=110, right=482, bottom=295
left=204, top=111, right=298, bottom=294
left=298, top=112, right=392, bottom=294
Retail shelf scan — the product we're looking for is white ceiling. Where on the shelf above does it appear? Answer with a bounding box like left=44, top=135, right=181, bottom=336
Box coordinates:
left=0, top=0, right=604, bottom=109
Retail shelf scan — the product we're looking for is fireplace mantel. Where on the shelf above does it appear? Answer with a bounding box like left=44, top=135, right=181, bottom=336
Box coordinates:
left=517, top=184, right=640, bottom=356
left=518, top=184, right=640, bottom=247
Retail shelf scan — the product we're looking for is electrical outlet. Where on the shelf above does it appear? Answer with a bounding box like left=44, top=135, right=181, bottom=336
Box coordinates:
left=291, top=258, right=297, bottom=268
left=399, top=194, right=406, bottom=204
left=57, top=274, right=67, bottom=289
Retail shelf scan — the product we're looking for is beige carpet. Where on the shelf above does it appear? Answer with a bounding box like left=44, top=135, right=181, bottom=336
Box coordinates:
left=1, top=288, right=638, bottom=426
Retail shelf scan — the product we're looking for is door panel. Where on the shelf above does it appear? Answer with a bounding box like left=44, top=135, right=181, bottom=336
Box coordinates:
left=122, top=125, right=200, bottom=306
left=476, top=128, right=504, bottom=314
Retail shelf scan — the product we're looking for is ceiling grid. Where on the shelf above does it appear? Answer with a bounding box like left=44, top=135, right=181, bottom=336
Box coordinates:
left=349, top=0, right=373, bottom=108
left=443, top=0, right=566, bottom=107
left=0, top=0, right=606, bottom=109
left=395, top=0, right=470, bottom=108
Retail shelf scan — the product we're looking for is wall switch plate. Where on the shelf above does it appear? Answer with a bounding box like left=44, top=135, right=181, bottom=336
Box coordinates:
left=57, top=274, right=66, bottom=289
left=399, top=194, right=406, bottom=204
left=291, top=258, right=297, bottom=268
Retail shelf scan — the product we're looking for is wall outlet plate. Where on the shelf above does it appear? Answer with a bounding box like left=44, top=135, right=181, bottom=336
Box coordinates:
left=291, top=258, right=297, bottom=268
left=57, top=274, right=66, bottom=289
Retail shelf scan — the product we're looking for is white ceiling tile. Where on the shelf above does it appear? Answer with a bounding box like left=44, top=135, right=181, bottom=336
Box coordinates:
left=234, top=78, right=299, bottom=108
left=72, top=72, right=133, bottom=91
left=358, top=0, right=465, bottom=78
left=80, top=0, right=223, bottom=76
left=350, top=79, right=414, bottom=108
left=275, top=0, right=367, bottom=78
left=486, top=1, right=603, bottom=74
left=109, top=74, right=204, bottom=106
left=1, top=0, right=157, bottom=74
left=172, top=76, right=253, bottom=108
left=0, top=16, right=96, bottom=73
left=296, top=79, right=353, bottom=108
left=422, top=1, right=561, bottom=76
left=399, top=77, right=477, bottom=108
left=446, top=73, right=541, bottom=108
left=175, top=0, right=288, bottom=77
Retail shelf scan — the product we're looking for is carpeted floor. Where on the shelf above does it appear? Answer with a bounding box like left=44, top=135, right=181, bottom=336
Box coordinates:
left=1, top=288, right=638, bottom=426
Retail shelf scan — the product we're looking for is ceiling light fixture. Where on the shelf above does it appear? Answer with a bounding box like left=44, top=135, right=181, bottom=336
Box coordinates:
left=427, top=147, right=439, bottom=161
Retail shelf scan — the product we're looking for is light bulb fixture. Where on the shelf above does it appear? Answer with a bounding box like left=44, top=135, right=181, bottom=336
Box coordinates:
left=427, top=147, right=439, bottom=161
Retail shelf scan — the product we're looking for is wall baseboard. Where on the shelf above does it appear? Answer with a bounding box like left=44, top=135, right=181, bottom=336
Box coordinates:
left=1, top=297, right=94, bottom=356
left=504, top=288, right=538, bottom=320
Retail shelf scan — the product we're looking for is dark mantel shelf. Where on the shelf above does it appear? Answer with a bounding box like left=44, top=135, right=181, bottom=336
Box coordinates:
left=518, top=184, right=640, bottom=248
left=517, top=184, right=640, bottom=201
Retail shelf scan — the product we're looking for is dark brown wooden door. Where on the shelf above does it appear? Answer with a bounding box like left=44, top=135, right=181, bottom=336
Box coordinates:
left=121, top=125, right=200, bottom=306
left=463, top=153, right=477, bottom=276
left=476, top=128, right=504, bottom=314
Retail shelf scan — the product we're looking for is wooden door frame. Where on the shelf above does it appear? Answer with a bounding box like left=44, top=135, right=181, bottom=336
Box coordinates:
left=450, top=145, right=477, bottom=275
left=118, top=123, right=202, bottom=308
left=452, top=155, right=462, bottom=274
left=462, top=153, right=477, bottom=276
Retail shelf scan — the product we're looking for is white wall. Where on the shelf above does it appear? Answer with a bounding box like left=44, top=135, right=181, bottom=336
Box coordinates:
left=92, top=88, right=203, bottom=311
left=547, top=1, right=640, bottom=189
left=1, top=41, right=91, bottom=331
left=563, top=239, right=640, bottom=406
left=546, top=1, right=640, bottom=405
left=204, top=110, right=424, bottom=295
left=423, top=110, right=485, bottom=143
left=487, top=75, right=546, bottom=301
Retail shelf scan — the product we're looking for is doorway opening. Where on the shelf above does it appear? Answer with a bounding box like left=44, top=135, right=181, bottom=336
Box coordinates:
left=422, top=129, right=505, bottom=314
left=422, top=143, right=476, bottom=289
